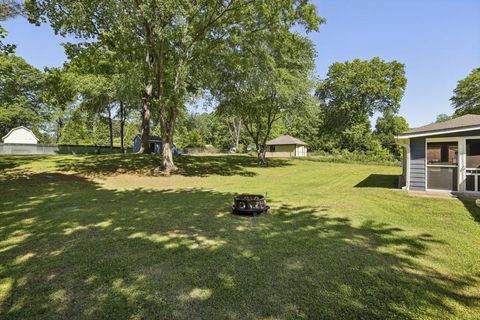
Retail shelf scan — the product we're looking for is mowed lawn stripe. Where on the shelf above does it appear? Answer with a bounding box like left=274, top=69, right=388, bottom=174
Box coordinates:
left=0, top=154, right=479, bottom=319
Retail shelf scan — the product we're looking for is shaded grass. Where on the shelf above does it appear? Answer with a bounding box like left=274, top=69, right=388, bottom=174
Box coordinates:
left=0, top=155, right=479, bottom=319
left=0, top=154, right=291, bottom=177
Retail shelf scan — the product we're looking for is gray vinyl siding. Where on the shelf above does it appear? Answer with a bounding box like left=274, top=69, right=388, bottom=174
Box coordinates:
left=132, top=136, right=141, bottom=153
left=409, top=137, right=426, bottom=190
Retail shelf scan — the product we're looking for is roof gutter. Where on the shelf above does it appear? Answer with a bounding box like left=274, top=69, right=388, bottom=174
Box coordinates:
left=397, top=125, right=480, bottom=139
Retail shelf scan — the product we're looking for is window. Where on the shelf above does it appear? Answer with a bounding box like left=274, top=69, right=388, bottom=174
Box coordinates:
left=427, top=142, right=457, bottom=165
left=269, top=146, right=275, bottom=152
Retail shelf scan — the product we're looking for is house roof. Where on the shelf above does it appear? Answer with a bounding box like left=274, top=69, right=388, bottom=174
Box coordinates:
left=2, top=126, right=38, bottom=142
left=134, top=134, right=162, bottom=142
left=266, top=135, right=307, bottom=146
left=398, top=114, right=480, bottom=138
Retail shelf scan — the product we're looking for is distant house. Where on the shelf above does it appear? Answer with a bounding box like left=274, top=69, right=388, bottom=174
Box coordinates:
left=397, top=114, right=480, bottom=194
left=265, top=135, right=307, bottom=158
left=2, top=126, right=38, bottom=144
left=132, top=135, right=181, bottom=155
left=132, top=135, right=162, bottom=153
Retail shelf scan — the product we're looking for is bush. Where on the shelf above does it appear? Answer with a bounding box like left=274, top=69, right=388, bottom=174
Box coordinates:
left=308, top=149, right=399, bottom=166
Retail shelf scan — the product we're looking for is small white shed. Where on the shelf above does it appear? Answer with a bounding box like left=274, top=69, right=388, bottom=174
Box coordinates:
left=265, top=135, right=308, bottom=158
left=2, top=126, right=39, bottom=144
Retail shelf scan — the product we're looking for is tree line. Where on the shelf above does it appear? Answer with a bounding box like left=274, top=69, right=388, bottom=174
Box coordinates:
left=1, top=1, right=478, bottom=168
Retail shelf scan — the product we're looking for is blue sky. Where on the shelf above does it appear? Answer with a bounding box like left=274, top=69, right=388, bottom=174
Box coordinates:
left=4, top=0, right=480, bottom=127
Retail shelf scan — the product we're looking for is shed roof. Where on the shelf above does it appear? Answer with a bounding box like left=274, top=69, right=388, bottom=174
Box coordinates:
left=134, top=134, right=162, bottom=142
left=398, top=114, right=480, bottom=138
left=266, top=135, right=307, bottom=146
left=2, top=126, right=38, bottom=142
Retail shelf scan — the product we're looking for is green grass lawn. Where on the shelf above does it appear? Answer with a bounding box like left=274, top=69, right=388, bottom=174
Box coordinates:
left=0, top=154, right=479, bottom=319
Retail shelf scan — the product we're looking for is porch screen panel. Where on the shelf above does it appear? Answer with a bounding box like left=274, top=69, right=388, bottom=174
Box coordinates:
left=466, top=175, right=475, bottom=192
left=466, top=139, right=480, bottom=168
left=427, top=142, right=458, bottom=191
left=465, top=140, right=480, bottom=192
left=427, top=167, right=458, bottom=191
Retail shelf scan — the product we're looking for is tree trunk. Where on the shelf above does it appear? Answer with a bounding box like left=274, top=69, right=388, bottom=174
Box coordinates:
left=257, top=144, right=266, bottom=165
left=227, top=117, right=242, bottom=152
left=160, top=107, right=177, bottom=171
left=138, top=84, right=152, bottom=154
left=159, top=49, right=183, bottom=172
left=139, top=24, right=154, bottom=154
left=234, top=118, right=242, bottom=151
left=107, top=106, right=114, bottom=151
left=161, top=136, right=176, bottom=172
left=56, top=118, right=63, bottom=143
left=119, top=101, right=125, bottom=153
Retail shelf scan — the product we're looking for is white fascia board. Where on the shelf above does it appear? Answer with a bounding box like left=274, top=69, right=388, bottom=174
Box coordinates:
left=397, top=126, right=480, bottom=139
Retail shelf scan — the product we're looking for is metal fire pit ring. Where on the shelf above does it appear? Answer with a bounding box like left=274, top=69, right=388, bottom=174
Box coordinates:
left=232, top=194, right=269, bottom=216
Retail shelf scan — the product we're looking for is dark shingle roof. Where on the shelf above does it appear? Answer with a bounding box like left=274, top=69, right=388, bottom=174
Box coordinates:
left=266, top=135, right=307, bottom=146
left=134, top=134, right=161, bottom=142
left=399, top=114, right=480, bottom=137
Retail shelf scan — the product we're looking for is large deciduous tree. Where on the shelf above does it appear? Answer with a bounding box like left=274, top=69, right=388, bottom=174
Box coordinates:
left=25, top=0, right=322, bottom=171
left=374, top=111, right=409, bottom=158
left=282, top=100, right=324, bottom=151
left=0, top=54, right=45, bottom=136
left=212, top=32, right=319, bottom=164
left=42, top=68, right=78, bottom=142
left=451, top=68, right=480, bottom=114
left=316, top=57, right=407, bottom=151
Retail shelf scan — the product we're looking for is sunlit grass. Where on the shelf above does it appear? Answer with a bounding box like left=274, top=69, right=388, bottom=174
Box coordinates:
left=0, top=154, right=479, bottom=319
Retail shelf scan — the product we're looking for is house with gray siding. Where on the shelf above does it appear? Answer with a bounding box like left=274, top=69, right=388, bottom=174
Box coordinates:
left=132, top=135, right=181, bottom=155
left=397, top=114, right=480, bottom=194
left=132, top=135, right=163, bottom=154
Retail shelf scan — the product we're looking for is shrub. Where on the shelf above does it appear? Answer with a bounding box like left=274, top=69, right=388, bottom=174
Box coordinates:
left=308, top=149, right=399, bottom=166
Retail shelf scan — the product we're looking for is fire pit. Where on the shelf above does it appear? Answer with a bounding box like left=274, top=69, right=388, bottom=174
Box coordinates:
left=232, top=194, right=269, bottom=216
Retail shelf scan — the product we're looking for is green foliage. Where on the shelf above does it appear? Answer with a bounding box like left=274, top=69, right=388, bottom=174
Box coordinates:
left=42, top=68, right=79, bottom=141
left=121, top=122, right=140, bottom=148
left=59, top=108, right=111, bottom=146
left=282, top=100, right=324, bottom=150
left=25, top=0, right=323, bottom=168
left=451, top=68, right=480, bottom=114
left=175, top=112, right=246, bottom=150
left=0, top=0, right=22, bottom=20
left=0, top=1, right=23, bottom=54
left=0, top=25, right=15, bottom=54
left=436, top=113, right=456, bottom=123
left=212, top=31, right=318, bottom=162
left=59, top=108, right=92, bottom=145
left=374, top=112, right=409, bottom=158
left=318, top=58, right=406, bottom=131
left=0, top=54, right=46, bottom=136
left=315, top=58, right=407, bottom=157
left=310, top=149, right=397, bottom=165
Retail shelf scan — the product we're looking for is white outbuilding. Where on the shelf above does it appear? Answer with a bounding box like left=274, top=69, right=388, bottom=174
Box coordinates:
left=2, top=126, right=39, bottom=144
left=265, top=135, right=308, bottom=158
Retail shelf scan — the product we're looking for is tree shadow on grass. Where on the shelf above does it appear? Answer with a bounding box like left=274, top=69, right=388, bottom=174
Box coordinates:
left=354, top=174, right=399, bottom=189
left=0, top=155, right=50, bottom=171
left=0, top=173, right=478, bottom=319
left=50, top=154, right=291, bottom=177
left=458, top=198, right=480, bottom=223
